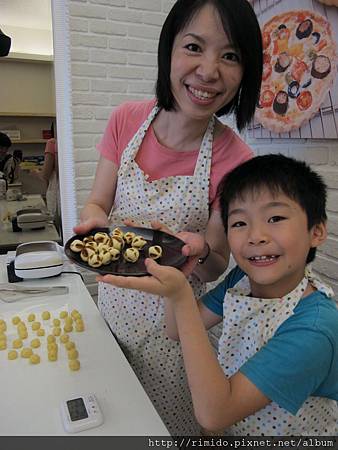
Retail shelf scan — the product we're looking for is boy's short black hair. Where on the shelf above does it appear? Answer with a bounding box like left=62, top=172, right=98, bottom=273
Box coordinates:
left=218, top=154, right=327, bottom=263
left=0, top=132, right=11, bottom=149
left=156, top=0, right=263, bottom=132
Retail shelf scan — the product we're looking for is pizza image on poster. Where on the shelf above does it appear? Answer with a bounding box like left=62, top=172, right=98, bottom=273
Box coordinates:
left=256, top=10, right=337, bottom=133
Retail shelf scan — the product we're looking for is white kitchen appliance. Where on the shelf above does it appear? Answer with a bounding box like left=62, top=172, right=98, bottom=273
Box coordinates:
left=14, top=241, right=63, bottom=279
left=16, top=208, right=48, bottom=230
left=60, top=393, right=104, bottom=433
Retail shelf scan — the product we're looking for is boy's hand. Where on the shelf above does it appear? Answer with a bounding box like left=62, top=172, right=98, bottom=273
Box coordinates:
left=96, top=258, right=191, bottom=302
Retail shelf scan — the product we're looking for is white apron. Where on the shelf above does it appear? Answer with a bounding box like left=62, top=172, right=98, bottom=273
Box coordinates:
left=98, top=105, right=215, bottom=435
left=218, top=266, right=337, bottom=436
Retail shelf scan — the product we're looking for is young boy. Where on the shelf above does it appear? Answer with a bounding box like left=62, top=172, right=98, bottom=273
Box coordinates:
left=98, top=154, right=338, bottom=436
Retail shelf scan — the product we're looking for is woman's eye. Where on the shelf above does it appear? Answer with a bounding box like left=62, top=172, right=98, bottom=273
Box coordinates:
left=185, top=43, right=201, bottom=52
left=230, top=221, right=246, bottom=228
left=223, top=52, right=240, bottom=62
left=268, top=216, right=285, bottom=223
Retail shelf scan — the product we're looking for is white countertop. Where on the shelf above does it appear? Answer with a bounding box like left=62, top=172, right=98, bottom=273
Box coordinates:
left=0, top=255, right=169, bottom=436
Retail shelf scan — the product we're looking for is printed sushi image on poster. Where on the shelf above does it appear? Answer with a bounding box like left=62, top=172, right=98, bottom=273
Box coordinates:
left=248, top=0, right=338, bottom=139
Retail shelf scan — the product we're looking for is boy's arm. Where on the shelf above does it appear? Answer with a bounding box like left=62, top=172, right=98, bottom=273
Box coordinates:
left=98, top=260, right=271, bottom=431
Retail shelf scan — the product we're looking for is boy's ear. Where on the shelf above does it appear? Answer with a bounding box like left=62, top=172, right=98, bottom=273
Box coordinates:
left=310, top=222, right=327, bottom=248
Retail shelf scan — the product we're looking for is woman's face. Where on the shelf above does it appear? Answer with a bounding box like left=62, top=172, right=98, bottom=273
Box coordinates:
left=170, top=3, right=243, bottom=122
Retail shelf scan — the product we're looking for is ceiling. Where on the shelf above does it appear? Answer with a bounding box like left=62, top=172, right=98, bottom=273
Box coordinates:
left=0, top=0, right=52, bottom=31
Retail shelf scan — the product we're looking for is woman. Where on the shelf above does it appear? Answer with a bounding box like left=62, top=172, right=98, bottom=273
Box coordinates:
left=75, top=0, right=263, bottom=435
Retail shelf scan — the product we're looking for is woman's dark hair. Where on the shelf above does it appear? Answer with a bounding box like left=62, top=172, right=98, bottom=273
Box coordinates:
left=0, top=132, right=12, bottom=148
left=218, top=154, right=327, bottom=263
left=156, top=0, right=263, bottom=132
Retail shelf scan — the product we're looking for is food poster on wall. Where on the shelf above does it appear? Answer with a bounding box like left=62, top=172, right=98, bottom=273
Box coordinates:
left=248, top=0, right=338, bottom=139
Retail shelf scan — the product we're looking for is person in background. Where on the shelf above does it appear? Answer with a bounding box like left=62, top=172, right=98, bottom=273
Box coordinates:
left=0, top=132, right=18, bottom=184
left=74, top=0, right=263, bottom=435
left=102, top=154, right=338, bottom=436
left=40, top=137, right=60, bottom=229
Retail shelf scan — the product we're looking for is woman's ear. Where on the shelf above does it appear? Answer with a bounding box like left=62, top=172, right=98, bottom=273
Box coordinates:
left=310, top=222, right=327, bottom=248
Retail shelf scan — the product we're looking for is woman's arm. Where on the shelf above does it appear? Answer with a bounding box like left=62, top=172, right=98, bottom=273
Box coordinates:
left=40, top=152, right=55, bottom=187
left=74, top=155, right=119, bottom=234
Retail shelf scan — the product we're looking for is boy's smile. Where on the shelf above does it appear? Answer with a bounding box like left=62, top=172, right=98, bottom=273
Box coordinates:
left=227, top=188, right=326, bottom=299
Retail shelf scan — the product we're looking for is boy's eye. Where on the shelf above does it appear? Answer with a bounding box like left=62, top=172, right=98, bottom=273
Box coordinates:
left=185, top=43, right=201, bottom=52
left=230, top=221, right=246, bottom=228
left=223, top=52, right=240, bottom=63
left=268, top=216, right=286, bottom=223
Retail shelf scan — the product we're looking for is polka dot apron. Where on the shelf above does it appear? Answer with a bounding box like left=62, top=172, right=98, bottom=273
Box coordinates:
left=219, top=265, right=337, bottom=436
left=99, top=105, right=215, bottom=435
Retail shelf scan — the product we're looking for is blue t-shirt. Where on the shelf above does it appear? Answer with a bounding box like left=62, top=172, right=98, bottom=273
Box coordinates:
left=202, top=267, right=338, bottom=415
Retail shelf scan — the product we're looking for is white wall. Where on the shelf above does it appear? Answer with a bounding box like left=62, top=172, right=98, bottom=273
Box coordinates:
left=69, top=0, right=338, bottom=299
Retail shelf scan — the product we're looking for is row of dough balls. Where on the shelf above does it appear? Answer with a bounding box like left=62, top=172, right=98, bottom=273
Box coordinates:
left=70, top=229, right=162, bottom=267
left=0, top=309, right=83, bottom=371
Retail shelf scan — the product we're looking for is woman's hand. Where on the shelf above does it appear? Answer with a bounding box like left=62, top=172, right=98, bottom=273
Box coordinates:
left=73, top=216, right=109, bottom=235
left=96, top=258, right=192, bottom=303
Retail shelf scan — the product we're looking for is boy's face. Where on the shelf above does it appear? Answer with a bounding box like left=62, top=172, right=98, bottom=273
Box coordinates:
left=227, top=188, right=327, bottom=299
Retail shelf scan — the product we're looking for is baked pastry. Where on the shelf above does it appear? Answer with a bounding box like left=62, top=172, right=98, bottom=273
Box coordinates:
left=109, top=247, right=120, bottom=261
left=124, top=247, right=140, bottom=263
left=101, top=250, right=112, bottom=265
left=70, top=239, right=84, bottom=252
left=80, top=247, right=95, bottom=262
left=111, top=227, right=124, bottom=239
left=83, top=235, right=94, bottom=244
left=85, top=240, right=98, bottom=251
left=97, top=243, right=110, bottom=253
left=111, top=236, right=124, bottom=251
left=124, top=231, right=136, bottom=245
left=88, top=253, right=103, bottom=268
left=132, top=236, right=147, bottom=249
left=148, top=245, right=162, bottom=260
left=94, top=232, right=110, bottom=245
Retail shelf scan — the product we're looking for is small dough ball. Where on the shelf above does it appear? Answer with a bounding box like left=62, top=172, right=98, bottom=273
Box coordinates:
left=123, top=231, right=135, bottom=245
left=63, top=323, right=73, bottom=333
left=0, top=332, right=6, bottom=340
left=148, top=245, right=163, bottom=260
left=17, top=322, right=27, bottom=331
left=8, top=350, right=18, bottom=360
left=21, top=347, right=33, bottom=358
left=31, top=338, right=41, bottom=348
left=31, top=321, right=41, bottom=331
left=0, top=320, right=7, bottom=332
left=111, top=236, right=124, bottom=251
left=36, top=328, right=45, bottom=337
left=59, top=311, right=68, bottom=319
left=42, top=311, right=51, bottom=320
left=0, top=340, right=7, bottom=350
left=53, top=327, right=61, bottom=337
left=65, top=341, right=75, bottom=351
left=47, top=342, right=58, bottom=352
left=18, top=330, right=28, bottom=340
left=68, top=349, right=79, bottom=360
left=69, top=359, right=80, bottom=371
left=29, top=354, right=40, bottom=365
left=124, top=247, right=140, bottom=263
left=48, top=352, right=58, bottom=362
left=47, top=335, right=56, bottom=344
left=88, top=253, right=103, bottom=268
left=53, top=318, right=61, bottom=327
left=75, top=322, right=85, bottom=332
left=70, top=239, right=84, bottom=253
left=109, top=247, right=120, bottom=261
left=131, top=236, right=147, bottom=249
left=94, top=232, right=110, bottom=245
left=80, top=247, right=95, bottom=262
left=12, top=316, right=21, bottom=325
left=13, top=338, right=23, bottom=349
left=71, top=310, right=81, bottom=320
left=27, top=313, right=36, bottom=322
left=60, top=334, right=70, bottom=344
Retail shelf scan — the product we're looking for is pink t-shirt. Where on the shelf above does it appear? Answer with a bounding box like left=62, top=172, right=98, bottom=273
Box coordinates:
left=97, top=99, right=253, bottom=209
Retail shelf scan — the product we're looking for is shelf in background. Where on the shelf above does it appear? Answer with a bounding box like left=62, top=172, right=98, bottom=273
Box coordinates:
left=12, top=139, right=48, bottom=144
left=0, top=112, right=56, bottom=117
